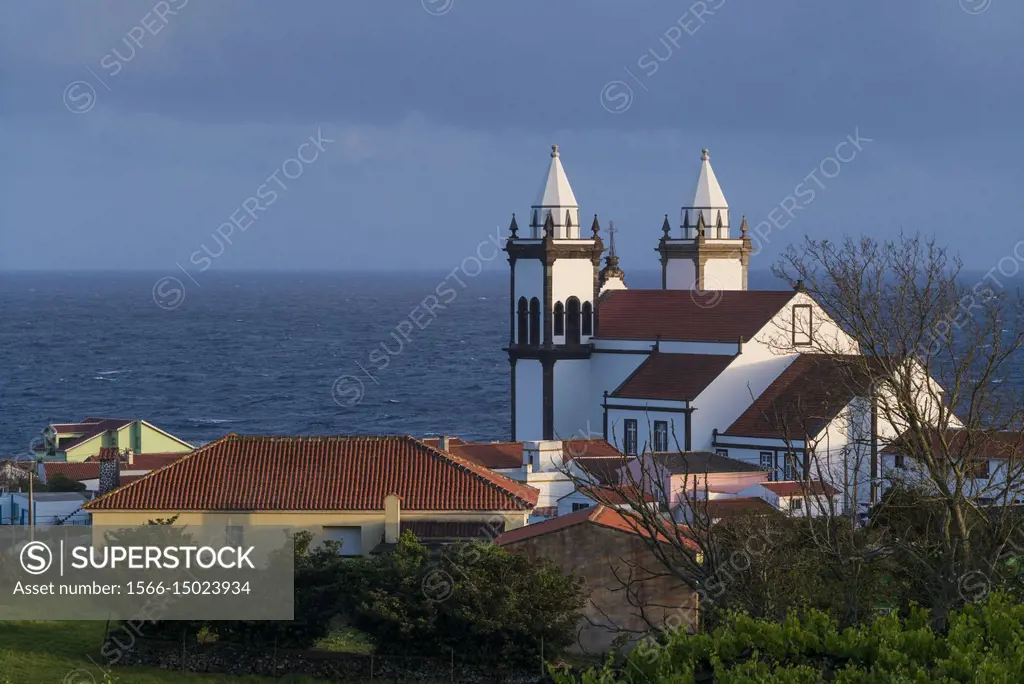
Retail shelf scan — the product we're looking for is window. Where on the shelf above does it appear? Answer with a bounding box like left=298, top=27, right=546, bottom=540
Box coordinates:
left=715, top=448, right=728, bottom=458
left=783, top=454, right=797, bottom=481
left=792, top=305, right=813, bottom=346
left=968, top=460, right=990, bottom=479
left=517, top=298, right=529, bottom=345
left=624, top=419, right=638, bottom=456
left=528, top=298, right=541, bottom=346
left=565, top=297, right=581, bottom=345
left=653, top=421, right=669, bottom=452
left=894, top=453, right=906, bottom=470
left=581, top=301, right=593, bottom=336
left=226, top=525, right=244, bottom=547
left=572, top=502, right=591, bottom=512
left=553, top=301, right=565, bottom=336
left=789, top=497, right=804, bottom=512
left=760, top=452, right=775, bottom=481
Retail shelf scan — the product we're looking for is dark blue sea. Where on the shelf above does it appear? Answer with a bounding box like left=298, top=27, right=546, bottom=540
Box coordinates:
left=1, top=271, right=1021, bottom=456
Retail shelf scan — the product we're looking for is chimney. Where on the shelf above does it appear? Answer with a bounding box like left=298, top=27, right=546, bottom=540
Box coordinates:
left=124, top=447, right=135, bottom=466
left=384, top=493, right=401, bottom=544
left=98, top=448, right=121, bottom=495
left=438, top=435, right=450, bottom=451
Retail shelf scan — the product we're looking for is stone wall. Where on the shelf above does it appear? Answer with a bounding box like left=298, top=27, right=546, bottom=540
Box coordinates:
left=502, top=522, right=698, bottom=654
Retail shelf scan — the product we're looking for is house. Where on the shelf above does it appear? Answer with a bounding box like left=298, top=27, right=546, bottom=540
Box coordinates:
left=32, top=417, right=193, bottom=462
left=84, top=434, right=538, bottom=555
left=502, top=146, right=958, bottom=513
left=881, top=428, right=1024, bottom=503
left=497, top=505, right=698, bottom=654
left=0, top=491, right=89, bottom=526
left=428, top=437, right=625, bottom=522
left=40, top=448, right=188, bottom=494
left=0, top=460, right=35, bottom=491
left=737, top=480, right=842, bottom=518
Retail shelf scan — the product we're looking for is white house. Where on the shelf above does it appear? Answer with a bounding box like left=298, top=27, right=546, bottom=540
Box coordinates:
left=0, top=491, right=89, bottom=526
left=502, top=145, right=957, bottom=514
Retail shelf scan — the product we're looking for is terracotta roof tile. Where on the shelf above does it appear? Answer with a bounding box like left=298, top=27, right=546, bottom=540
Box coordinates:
left=498, top=505, right=698, bottom=549
left=652, top=451, right=767, bottom=474
left=704, top=497, right=779, bottom=518
left=882, top=429, right=1024, bottom=461
left=596, top=289, right=795, bottom=342
left=85, top=434, right=538, bottom=512
left=444, top=439, right=623, bottom=470
left=400, top=520, right=505, bottom=540
left=611, top=352, right=736, bottom=401
left=43, top=462, right=101, bottom=481
left=724, top=354, right=868, bottom=439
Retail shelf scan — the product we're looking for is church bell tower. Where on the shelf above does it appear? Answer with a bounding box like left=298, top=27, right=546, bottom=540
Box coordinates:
left=657, top=149, right=752, bottom=290
left=505, top=145, right=604, bottom=441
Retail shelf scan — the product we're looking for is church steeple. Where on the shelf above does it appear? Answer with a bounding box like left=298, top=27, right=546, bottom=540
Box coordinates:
left=657, top=148, right=751, bottom=290
left=506, top=145, right=604, bottom=442
left=599, top=220, right=627, bottom=292
left=531, top=144, right=581, bottom=239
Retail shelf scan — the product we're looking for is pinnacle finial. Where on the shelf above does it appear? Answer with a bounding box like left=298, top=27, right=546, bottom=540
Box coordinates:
left=661, top=214, right=671, bottom=238
left=543, top=211, right=555, bottom=239
left=696, top=211, right=706, bottom=236
left=701, top=148, right=709, bottom=161
left=740, top=215, right=748, bottom=236
left=551, top=144, right=559, bottom=158
left=591, top=214, right=600, bottom=238
left=509, top=213, right=519, bottom=238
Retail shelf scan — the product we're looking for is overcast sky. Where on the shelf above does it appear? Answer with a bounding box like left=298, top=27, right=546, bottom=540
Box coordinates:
left=2, top=0, right=1021, bottom=273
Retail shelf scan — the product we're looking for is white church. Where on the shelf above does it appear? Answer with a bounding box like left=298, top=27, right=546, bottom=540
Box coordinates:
left=498, top=144, right=949, bottom=514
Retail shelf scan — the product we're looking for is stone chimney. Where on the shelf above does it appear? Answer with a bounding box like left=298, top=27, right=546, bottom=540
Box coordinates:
left=438, top=435, right=450, bottom=451
left=124, top=447, right=135, bottom=466
left=384, top=493, right=401, bottom=544
left=98, top=448, right=121, bottom=495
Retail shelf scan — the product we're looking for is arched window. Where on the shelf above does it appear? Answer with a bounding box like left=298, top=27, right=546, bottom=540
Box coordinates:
left=517, top=297, right=529, bottom=345
left=581, top=301, right=593, bottom=336
left=566, top=297, right=581, bottom=345
left=553, top=302, right=565, bottom=336
left=528, top=297, right=541, bottom=346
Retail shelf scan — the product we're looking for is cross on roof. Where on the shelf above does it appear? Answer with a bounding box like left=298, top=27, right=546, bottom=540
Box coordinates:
left=607, top=221, right=617, bottom=257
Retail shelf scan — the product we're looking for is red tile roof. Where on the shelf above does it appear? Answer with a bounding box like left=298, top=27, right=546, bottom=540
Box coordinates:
left=497, top=505, right=697, bottom=549
left=723, top=354, right=868, bottom=438
left=704, top=497, right=779, bottom=518
left=442, top=439, right=623, bottom=470
left=882, top=428, right=1024, bottom=462
left=762, top=480, right=839, bottom=497
left=86, top=450, right=189, bottom=470
left=400, top=520, right=505, bottom=540
left=577, top=485, right=657, bottom=505
left=596, top=290, right=795, bottom=342
left=85, top=434, right=538, bottom=512
left=43, top=462, right=101, bottom=481
left=611, top=352, right=736, bottom=402
left=572, top=455, right=629, bottom=485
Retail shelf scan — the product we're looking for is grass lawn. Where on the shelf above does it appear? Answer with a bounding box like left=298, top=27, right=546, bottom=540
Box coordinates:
left=0, top=621, right=336, bottom=683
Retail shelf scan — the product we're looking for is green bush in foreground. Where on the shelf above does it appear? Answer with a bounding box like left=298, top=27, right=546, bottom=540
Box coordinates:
left=554, top=593, right=1024, bottom=683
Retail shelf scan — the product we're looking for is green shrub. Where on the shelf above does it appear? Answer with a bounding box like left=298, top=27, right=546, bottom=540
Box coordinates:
left=554, top=593, right=1024, bottom=683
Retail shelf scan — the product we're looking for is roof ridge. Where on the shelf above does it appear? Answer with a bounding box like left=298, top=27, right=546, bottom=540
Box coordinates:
left=411, top=436, right=538, bottom=508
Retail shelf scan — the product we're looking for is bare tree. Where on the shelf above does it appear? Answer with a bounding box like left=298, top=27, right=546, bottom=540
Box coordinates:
left=773, top=232, right=1024, bottom=625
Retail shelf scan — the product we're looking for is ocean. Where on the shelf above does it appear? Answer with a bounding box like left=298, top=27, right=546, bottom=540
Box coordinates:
left=1, top=270, right=1020, bottom=456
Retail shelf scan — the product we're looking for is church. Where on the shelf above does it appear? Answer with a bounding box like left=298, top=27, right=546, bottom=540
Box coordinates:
left=504, top=145, right=913, bottom=511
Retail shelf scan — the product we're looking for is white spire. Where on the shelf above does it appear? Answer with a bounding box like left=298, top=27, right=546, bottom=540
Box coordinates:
left=684, top=148, right=730, bottom=238
left=531, top=145, right=581, bottom=238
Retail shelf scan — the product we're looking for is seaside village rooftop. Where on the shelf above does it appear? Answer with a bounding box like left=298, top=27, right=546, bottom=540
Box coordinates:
left=5, top=146, right=1006, bottom=656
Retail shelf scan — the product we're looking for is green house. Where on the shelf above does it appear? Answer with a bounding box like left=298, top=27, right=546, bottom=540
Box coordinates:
left=32, top=417, right=193, bottom=463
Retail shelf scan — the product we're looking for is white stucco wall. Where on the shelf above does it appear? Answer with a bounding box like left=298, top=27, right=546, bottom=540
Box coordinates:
left=666, top=259, right=696, bottom=290
left=588, top=351, right=649, bottom=438
left=553, top=359, right=593, bottom=441
left=703, top=259, right=743, bottom=290
left=514, top=259, right=543, bottom=306
left=605, top=407, right=686, bottom=455
left=515, top=360, right=543, bottom=441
